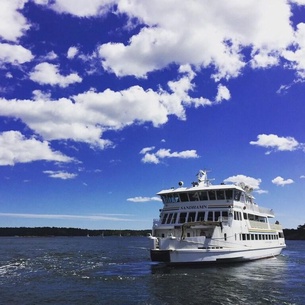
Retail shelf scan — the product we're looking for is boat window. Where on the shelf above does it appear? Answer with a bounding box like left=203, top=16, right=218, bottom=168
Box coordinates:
left=166, top=213, right=173, bottom=224
left=160, top=195, right=166, bottom=204
left=179, top=212, right=187, bottom=223
left=172, top=213, right=177, bottom=224
left=198, top=191, right=208, bottom=201
left=248, top=214, right=255, bottom=220
left=179, top=193, right=189, bottom=202
left=208, top=190, right=216, bottom=200
left=234, top=211, right=242, bottom=221
left=243, top=213, right=248, bottom=220
left=240, top=193, right=246, bottom=203
left=197, top=211, right=205, bottom=221
left=222, top=211, right=228, bottom=218
left=173, top=194, right=180, bottom=202
left=188, top=212, right=196, bottom=222
left=234, top=190, right=241, bottom=201
left=246, top=196, right=252, bottom=204
left=189, top=192, right=199, bottom=201
left=161, top=213, right=168, bottom=224
left=215, top=211, right=221, bottom=221
left=225, top=189, right=233, bottom=200
left=207, top=211, right=213, bottom=221
left=167, top=194, right=180, bottom=203
left=167, top=194, right=178, bottom=203
left=216, top=190, right=225, bottom=200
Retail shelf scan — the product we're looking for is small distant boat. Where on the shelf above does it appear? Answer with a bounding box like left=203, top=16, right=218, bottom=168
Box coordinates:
left=149, top=170, right=286, bottom=265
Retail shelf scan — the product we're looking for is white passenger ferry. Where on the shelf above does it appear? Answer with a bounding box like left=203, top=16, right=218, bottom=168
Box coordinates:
left=149, top=170, right=286, bottom=264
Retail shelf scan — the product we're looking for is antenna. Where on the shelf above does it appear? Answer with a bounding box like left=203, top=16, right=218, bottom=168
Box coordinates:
left=197, top=169, right=214, bottom=186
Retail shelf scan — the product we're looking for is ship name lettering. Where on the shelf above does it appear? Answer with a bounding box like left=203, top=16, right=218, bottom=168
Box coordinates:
left=181, top=205, right=207, bottom=210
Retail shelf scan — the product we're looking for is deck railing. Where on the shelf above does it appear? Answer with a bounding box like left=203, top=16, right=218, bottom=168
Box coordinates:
left=245, top=203, right=275, bottom=216
left=249, top=220, right=269, bottom=230
left=270, top=223, right=283, bottom=230
left=153, top=219, right=160, bottom=227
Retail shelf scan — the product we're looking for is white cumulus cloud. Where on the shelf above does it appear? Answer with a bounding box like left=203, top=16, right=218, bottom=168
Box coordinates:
left=45, top=0, right=113, bottom=17
left=43, top=170, right=78, bottom=180
left=250, top=134, right=302, bottom=154
left=224, top=174, right=262, bottom=190
left=127, top=196, right=161, bottom=202
left=67, top=46, right=79, bottom=59
left=140, top=147, right=199, bottom=164
left=29, top=62, right=82, bottom=87
left=215, top=84, right=231, bottom=103
left=98, top=0, right=294, bottom=80
left=0, top=43, right=33, bottom=64
left=0, top=67, right=217, bottom=150
left=0, top=131, right=74, bottom=166
left=0, top=0, right=30, bottom=42
left=272, top=176, right=294, bottom=186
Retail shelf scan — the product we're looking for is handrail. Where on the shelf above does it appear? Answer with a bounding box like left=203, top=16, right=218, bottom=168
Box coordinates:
left=181, top=220, right=220, bottom=239
left=248, top=220, right=269, bottom=230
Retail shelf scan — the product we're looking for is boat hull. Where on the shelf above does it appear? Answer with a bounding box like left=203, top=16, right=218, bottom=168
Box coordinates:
left=150, top=245, right=284, bottom=265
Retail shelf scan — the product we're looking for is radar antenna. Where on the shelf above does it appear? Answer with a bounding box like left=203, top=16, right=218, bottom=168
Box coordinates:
left=197, top=170, right=213, bottom=186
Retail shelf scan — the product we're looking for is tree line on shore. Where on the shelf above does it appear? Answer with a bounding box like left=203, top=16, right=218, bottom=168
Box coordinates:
left=283, top=224, right=305, bottom=240
left=0, top=227, right=150, bottom=237
left=0, top=225, right=304, bottom=239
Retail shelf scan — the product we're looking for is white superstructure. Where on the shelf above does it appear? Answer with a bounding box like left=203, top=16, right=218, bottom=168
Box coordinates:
left=149, top=170, right=286, bottom=264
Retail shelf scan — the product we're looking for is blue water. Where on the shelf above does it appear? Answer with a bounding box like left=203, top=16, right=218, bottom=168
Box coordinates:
left=0, top=237, right=303, bottom=305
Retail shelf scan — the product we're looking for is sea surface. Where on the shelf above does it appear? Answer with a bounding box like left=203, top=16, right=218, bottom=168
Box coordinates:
left=0, top=237, right=304, bottom=305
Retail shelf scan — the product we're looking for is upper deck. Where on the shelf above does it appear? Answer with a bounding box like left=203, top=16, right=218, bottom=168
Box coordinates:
left=157, top=170, right=274, bottom=217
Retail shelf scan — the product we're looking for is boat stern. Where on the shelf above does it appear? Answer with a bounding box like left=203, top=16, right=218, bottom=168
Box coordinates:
left=150, top=249, right=171, bottom=262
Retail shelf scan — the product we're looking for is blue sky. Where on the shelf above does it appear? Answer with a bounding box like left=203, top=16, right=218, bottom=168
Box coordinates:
left=0, top=0, right=305, bottom=230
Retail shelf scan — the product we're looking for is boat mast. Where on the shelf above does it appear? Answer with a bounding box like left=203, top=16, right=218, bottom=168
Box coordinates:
left=197, top=170, right=213, bottom=186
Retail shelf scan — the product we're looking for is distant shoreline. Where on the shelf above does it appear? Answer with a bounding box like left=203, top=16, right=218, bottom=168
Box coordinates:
left=0, top=227, right=304, bottom=239
left=0, top=227, right=151, bottom=237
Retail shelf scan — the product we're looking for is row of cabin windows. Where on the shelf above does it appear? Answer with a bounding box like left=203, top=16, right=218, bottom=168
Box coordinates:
left=240, top=233, right=279, bottom=241
left=161, top=210, right=267, bottom=225
left=244, top=213, right=267, bottom=222
left=161, top=189, right=236, bottom=204
left=159, top=232, right=283, bottom=240
left=161, top=211, right=229, bottom=224
left=235, top=212, right=267, bottom=222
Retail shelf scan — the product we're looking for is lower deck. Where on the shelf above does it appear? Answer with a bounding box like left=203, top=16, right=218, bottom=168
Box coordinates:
left=150, top=243, right=285, bottom=264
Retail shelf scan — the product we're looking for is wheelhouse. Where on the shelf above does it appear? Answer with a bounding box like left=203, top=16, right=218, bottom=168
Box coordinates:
left=159, top=186, right=253, bottom=205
